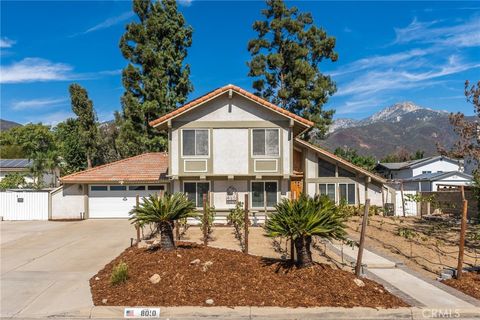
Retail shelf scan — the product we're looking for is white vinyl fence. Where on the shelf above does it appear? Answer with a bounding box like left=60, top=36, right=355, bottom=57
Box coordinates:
left=395, top=190, right=418, bottom=216
left=0, top=191, right=49, bottom=220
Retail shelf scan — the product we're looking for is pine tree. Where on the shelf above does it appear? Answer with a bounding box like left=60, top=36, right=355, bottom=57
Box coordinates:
left=69, top=83, right=99, bottom=168
left=116, top=0, right=193, bottom=157
left=247, top=0, right=338, bottom=139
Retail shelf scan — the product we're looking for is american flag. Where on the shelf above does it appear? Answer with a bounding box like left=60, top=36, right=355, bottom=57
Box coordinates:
left=125, top=309, right=134, bottom=317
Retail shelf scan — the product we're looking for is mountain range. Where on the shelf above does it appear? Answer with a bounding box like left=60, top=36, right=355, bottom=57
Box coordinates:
left=0, top=119, right=21, bottom=132
left=319, top=102, right=465, bottom=159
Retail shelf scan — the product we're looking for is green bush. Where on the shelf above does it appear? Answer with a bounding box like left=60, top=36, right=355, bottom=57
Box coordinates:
left=110, top=261, right=128, bottom=285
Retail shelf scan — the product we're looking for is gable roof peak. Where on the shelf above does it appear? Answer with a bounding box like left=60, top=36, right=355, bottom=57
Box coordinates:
left=149, top=84, right=314, bottom=129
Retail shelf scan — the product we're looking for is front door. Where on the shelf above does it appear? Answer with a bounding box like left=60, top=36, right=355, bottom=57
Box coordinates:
left=290, top=180, right=303, bottom=200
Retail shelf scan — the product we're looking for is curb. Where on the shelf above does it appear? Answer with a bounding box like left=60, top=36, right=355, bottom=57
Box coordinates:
left=5, top=306, right=480, bottom=320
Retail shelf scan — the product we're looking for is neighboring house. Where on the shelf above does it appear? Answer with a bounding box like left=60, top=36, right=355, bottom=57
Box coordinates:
left=401, top=171, right=473, bottom=192
left=0, top=159, right=58, bottom=187
left=53, top=85, right=391, bottom=220
left=375, top=156, right=464, bottom=180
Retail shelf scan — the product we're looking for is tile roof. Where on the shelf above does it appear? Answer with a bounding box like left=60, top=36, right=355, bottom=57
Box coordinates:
left=294, top=138, right=387, bottom=184
left=149, top=84, right=315, bottom=128
left=60, top=153, right=169, bottom=183
left=403, top=171, right=473, bottom=182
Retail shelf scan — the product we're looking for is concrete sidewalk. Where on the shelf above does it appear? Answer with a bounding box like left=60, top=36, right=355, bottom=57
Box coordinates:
left=5, top=306, right=480, bottom=320
left=329, top=241, right=479, bottom=308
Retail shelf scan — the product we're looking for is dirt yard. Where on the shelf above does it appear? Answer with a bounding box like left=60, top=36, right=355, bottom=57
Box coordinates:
left=90, top=242, right=408, bottom=308
left=346, top=215, right=480, bottom=279
left=443, top=271, right=480, bottom=300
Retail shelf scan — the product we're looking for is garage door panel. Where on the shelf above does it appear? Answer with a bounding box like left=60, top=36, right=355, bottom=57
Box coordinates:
left=88, top=186, right=164, bottom=218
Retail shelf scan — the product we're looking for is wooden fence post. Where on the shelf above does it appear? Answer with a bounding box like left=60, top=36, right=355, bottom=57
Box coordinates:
left=355, top=199, right=370, bottom=277
left=203, top=193, right=208, bottom=246
left=244, top=194, right=249, bottom=254
left=456, top=187, right=468, bottom=279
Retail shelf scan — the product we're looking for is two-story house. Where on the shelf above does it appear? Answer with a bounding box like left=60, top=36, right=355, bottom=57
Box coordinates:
left=54, top=85, right=391, bottom=220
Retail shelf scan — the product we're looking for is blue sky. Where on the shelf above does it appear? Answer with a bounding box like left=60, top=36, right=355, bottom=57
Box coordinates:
left=1, top=1, right=479, bottom=125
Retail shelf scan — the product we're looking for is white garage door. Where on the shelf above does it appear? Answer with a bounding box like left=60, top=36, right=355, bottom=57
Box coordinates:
left=89, top=185, right=166, bottom=218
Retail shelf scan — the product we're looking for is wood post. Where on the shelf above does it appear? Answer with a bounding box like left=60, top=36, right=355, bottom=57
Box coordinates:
left=355, top=199, right=370, bottom=277
left=203, top=193, right=208, bottom=246
left=456, top=190, right=468, bottom=279
left=244, top=194, right=249, bottom=254
left=400, top=182, right=406, bottom=217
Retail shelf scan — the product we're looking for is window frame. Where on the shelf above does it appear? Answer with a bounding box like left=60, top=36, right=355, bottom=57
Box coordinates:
left=339, top=183, right=356, bottom=205
left=251, top=128, right=280, bottom=158
left=90, top=185, right=108, bottom=191
left=183, top=181, right=211, bottom=208
left=318, top=183, right=336, bottom=202
left=181, top=129, right=210, bottom=158
left=250, top=180, right=279, bottom=209
left=147, top=185, right=166, bottom=191
left=318, top=158, right=336, bottom=177
left=128, top=185, right=146, bottom=191
left=110, top=185, right=127, bottom=191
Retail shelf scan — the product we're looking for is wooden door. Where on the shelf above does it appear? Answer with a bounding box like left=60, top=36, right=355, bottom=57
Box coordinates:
left=290, top=180, right=303, bottom=200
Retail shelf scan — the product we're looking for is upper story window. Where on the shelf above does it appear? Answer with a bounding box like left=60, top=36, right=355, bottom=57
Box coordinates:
left=318, top=158, right=336, bottom=177
left=252, top=129, right=279, bottom=157
left=182, top=129, right=209, bottom=157
left=338, top=166, right=356, bottom=178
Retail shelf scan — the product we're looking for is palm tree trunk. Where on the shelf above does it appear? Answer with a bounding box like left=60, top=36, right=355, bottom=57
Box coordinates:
left=86, top=154, right=92, bottom=169
left=159, top=221, right=175, bottom=250
left=294, top=235, right=313, bottom=268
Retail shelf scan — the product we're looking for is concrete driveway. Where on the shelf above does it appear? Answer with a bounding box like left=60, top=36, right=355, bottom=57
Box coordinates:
left=1, top=220, right=135, bottom=318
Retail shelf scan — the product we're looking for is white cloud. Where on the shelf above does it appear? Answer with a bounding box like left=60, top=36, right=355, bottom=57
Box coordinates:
left=178, top=0, right=193, bottom=7
left=70, top=11, right=134, bottom=37
left=394, top=16, right=480, bottom=48
left=0, top=58, right=73, bottom=84
left=336, top=97, right=385, bottom=115
left=336, top=55, right=479, bottom=98
left=11, top=98, right=68, bottom=111
left=25, top=110, right=75, bottom=126
left=0, top=58, right=121, bottom=84
left=0, top=37, right=16, bottom=48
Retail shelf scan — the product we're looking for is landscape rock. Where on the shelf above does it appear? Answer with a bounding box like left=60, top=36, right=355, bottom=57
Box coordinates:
left=137, top=241, right=148, bottom=249
left=354, top=278, right=365, bottom=287
left=190, top=258, right=201, bottom=265
left=102, top=298, right=108, bottom=304
left=177, top=254, right=182, bottom=258
left=95, top=276, right=100, bottom=281
left=205, top=299, right=214, bottom=305
left=202, top=260, right=213, bottom=272
left=149, top=274, right=161, bottom=284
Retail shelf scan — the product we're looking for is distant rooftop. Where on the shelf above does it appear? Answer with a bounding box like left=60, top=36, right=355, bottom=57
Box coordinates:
left=377, top=156, right=462, bottom=171
left=403, top=171, right=472, bottom=182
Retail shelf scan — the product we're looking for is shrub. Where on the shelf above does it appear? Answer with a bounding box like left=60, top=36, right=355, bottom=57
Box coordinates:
left=130, top=193, right=197, bottom=250
left=110, top=261, right=128, bottom=285
left=199, top=204, right=216, bottom=241
left=265, top=194, right=347, bottom=268
left=227, top=202, right=247, bottom=251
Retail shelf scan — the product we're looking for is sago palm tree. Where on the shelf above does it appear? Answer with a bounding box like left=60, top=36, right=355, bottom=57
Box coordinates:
left=130, top=193, right=197, bottom=250
left=265, top=194, right=347, bottom=268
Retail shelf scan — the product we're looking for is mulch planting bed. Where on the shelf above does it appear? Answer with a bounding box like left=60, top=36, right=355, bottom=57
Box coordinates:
left=90, top=242, right=408, bottom=308
left=443, top=271, right=480, bottom=300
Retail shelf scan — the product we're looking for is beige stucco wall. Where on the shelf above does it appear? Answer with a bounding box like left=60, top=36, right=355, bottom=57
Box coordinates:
left=169, top=93, right=292, bottom=177
left=51, top=184, right=85, bottom=220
